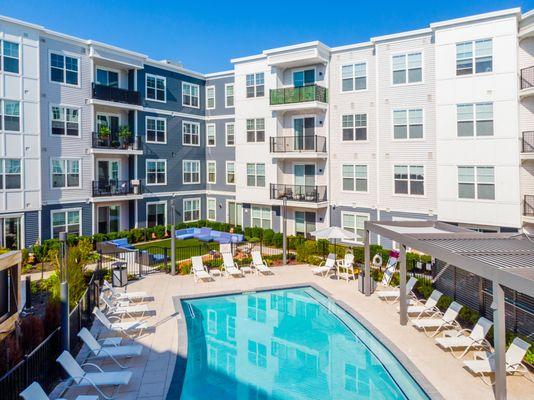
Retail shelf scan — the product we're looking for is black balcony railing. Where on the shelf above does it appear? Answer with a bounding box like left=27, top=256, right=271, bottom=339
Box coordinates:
left=91, top=131, right=141, bottom=150
left=270, top=84, right=327, bottom=105
left=270, top=184, right=327, bottom=203
left=522, top=131, right=534, bottom=153
left=270, top=135, right=327, bottom=153
left=92, top=83, right=141, bottom=105
left=520, top=66, right=534, bottom=90
left=92, top=180, right=140, bottom=197
left=524, top=195, right=534, bottom=217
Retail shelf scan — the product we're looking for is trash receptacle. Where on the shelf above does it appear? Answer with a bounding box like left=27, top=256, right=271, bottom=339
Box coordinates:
left=112, top=262, right=128, bottom=287
left=358, top=271, right=376, bottom=294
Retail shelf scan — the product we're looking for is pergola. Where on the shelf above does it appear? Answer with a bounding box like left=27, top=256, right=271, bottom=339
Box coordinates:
left=363, top=220, right=534, bottom=400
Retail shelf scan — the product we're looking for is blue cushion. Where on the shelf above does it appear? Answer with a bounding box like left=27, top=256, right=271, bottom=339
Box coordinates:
left=197, top=235, right=213, bottom=242
left=110, top=238, right=129, bottom=246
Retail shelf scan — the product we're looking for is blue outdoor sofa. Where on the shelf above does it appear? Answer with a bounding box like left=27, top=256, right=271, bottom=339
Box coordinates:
left=174, top=228, right=243, bottom=244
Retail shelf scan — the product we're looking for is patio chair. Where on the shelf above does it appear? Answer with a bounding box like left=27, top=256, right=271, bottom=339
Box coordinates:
left=251, top=251, right=274, bottom=275
left=336, top=253, right=355, bottom=282
left=463, top=337, right=533, bottom=385
left=377, top=276, right=418, bottom=304
left=435, top=317, right=493, bottom=359
left=78, top=327, right=142, bottom=369
left=100, top=293, right=151, bottom=319
left=397, top=289, right=442, bottom=318
left=191, top=256, right=213, bottom=282
left=103, top=280, right=149, bottom=302
left=20, top=381, right=98, bottom=400
left=56, top=350, right=132, bottom=400
left=411, top=301, right=463, bottom=337
left=93, top=307, right=148, bottom=339
left=222, top=252, right=245, bottom=278
left=311, top=253, right=336, bottom=277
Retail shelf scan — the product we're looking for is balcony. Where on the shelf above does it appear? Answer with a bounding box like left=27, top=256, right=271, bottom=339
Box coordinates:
left=91, top=83, right=141, bottom=106
left=520, top=66, right=534, bottom=98
left=270, top=135, right=327, bottom=159
left=90, top=132, right=143, bottom=155
left=270, top=184, right=327, bottom=205
left=92, top=180, right=141, bottom=198
left=521, top=131, right=534, bottom=161
left=524, top=195, right=534, bottom=219
left=269, top=85, right=328, bottom=112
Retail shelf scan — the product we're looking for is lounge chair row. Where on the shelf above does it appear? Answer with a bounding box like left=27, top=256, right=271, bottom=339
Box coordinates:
left=192, top=250, right=274, bottom=282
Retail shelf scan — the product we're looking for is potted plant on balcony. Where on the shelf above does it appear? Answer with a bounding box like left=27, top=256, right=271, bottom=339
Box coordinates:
left=98, top=125, right=111, bottom=140
left=118, top=125, right=132, bottom=149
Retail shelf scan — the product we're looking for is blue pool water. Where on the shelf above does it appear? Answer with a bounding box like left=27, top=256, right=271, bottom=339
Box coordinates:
left=179, top=287, right=430, bottom=400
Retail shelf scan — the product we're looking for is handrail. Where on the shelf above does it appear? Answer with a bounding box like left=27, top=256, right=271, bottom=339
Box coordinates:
left=270, top=183, right=327, bottom=202
left=270, top=84, right=327, bottom=105
left=269, top=135, right=327, bottom=153
left=91, top=83, right=141, bottom=105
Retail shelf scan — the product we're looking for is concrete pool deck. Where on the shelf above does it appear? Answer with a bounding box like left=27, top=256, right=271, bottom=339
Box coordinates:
left=61, top=265, right=534, bottom=400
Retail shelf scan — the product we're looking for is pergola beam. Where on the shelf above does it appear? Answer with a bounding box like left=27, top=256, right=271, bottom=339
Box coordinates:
left=399, top=244, right=408, bottom=325
left=493, top=281, right=507, bottom=400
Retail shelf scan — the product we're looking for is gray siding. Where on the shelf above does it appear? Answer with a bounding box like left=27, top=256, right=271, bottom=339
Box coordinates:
left=41, top=203, right=92, bottom=240
left=138, top=195, right=207, bottom=227
left=206, top=117, right=235, bottom=192
left=24, top=211, right=39, bottom=247
left=206, top=75, right=235, bottom=117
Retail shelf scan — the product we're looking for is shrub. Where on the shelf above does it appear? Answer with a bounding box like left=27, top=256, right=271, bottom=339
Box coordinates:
left=128, top=228, right=146, bottom=243
left=262, top=229, right=274, bottom=246
left=272, top=233, right=283, bottom=248
left=415, top=278, right=433, bottom=299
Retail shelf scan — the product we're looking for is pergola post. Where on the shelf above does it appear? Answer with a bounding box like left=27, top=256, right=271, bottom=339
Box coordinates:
left=492, top=280, right=507, bottom=400
left=364, top=228, right=371, bottom=296
left=399, top=244, right=407, bottom=326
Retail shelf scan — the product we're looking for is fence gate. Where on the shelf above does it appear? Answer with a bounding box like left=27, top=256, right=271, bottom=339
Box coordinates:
left=98, top=247, right=169, bottom=278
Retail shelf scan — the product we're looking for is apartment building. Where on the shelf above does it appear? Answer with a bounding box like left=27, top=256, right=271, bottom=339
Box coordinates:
left=0, top=8, right=531, bottom=249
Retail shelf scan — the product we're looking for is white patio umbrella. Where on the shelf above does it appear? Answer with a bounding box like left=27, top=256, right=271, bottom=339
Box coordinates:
left=310, top=226, right=354, bottom=256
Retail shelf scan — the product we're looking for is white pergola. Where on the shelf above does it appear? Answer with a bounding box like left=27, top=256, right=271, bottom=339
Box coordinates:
left=363, top=220, right=534, bottom=400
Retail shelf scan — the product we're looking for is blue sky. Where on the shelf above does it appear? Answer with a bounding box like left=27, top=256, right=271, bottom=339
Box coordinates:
left=1, top=0, right=532, bottom=73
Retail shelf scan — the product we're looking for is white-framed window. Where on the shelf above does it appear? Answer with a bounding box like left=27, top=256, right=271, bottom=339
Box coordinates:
left=341, top=212, right=369, bottom=243
left=50, top=105, right=79, bottom=137
left=246, top=163, right=265, bottom=187
left=207, top=198, right=217, bottom=221
left=393, top=109, right=423, bottom=139
left=342, top=114, right=367, bottom=141
left=341, top=63, right=366, bottom=92
left=146, top=159, right=166, bottom=185
left=183, top=198, right=201, bottom=222
left=246, top=73, right=264, bottom=98
left=146, top=116, right=166, bottom=143
left=182, top=82, right=200, bottom=108
left=251, top=206, right=271, bottom=229
left=225, top=123, right=235, bottom=146
left=0, top=100, right=20, bottom=132
left=394, top=165, right=424, bottom=195
left=51, top=209, right=81, bottom=239
left=51, top=158, right=80, bottom=188
left=182, top=121, right=200, bottom=146
left=206, top=123, right=216, bottom=146
left=146, top=74, right=166, bottom=102
left=1, top=40, right=19, bottom=74
left=50, top=52, right=79, bottom=86
left=457, top=103, right=493, bottom=137
left=206, top=86, right=216, bottom=109
left=342, top=164, right=368, bottom=192
left=392, top=52, right=422, bottom=84
left=147, top=201, right=166, bottom=227
left=183, top=160, right=201, bottom=184
left=0, top=159, right=21, bottom=189
left=95, top=67, right=119, bottom=87
left=458, top=166, right=495, bottom=200
left=207, top=161, right=216, bottom=184
left=246, top=118, right=265, bottom=142
left=225, top=84, right=234, bottom=107
left=456, top=39, right=492, bottom=76
left=227, top=315, right=236, bottom=339
left=226, top=162, right=235, bottom=184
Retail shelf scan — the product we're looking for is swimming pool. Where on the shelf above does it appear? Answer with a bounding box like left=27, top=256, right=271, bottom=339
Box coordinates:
left=178, top=287, right=430, bottom=400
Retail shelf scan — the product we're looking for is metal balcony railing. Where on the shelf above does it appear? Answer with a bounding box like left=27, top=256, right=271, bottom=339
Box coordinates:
left=270, top=184, right=327, bottom=203
left=522, top=131, right=534, bottom=153
left=520, top=66, right=534, bottom=90
left=92, top=83, right=141, bottom=105
left=91, top=132, right=141, bottom=150
left=270, top=135, right=327, bottom=153
left=92, top=180, right=140, bottom=197
left=270, top=84, right=327, bottom=105
left=524, top=195, right=534, bottom=217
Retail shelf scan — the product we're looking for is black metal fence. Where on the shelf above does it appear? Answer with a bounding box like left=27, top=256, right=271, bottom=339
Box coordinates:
left=91, top=131, right=141, bottom=150
left=91, top=83, right=141, bottom=105
left=269, top=135, right=327, bottom=153
left=92, top=180, right=140, bottom=197
left=270, top=184, right=328, bottom=203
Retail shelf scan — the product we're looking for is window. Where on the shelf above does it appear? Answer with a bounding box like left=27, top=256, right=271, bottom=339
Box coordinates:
left=342, top=164, right=368, bottom=192
left=147, top=202, right=166, bottom=227
left=207, top=198, right=216, bottom=221
left=293, top=69, right=315, bottom=87
left=146, top=160, right=166, bottom=185
left=51, top=210, right=81, bottom=238
left=247, top=340, right=267, bottom=368
left=394, top=165, right=424, bottom=195
left=342, top=114, right=367, bottom=141
left=251, top=206, right=270, bottom=229
left=458, top=166, right=495, bottom=200
left=146, top=117, right=166, bottom=143
left=225, top=123, right=235, bottom=146
left=225, top=84, right=234, bottom=107
left=183, top=160, right=200, bottom=184
left=226, top=162, right=235, bottom=184
left=146, top=74, right=166, bottom=102
left=207, top=161, right=216, bottom=184
left=0, top=159, right=21, bottom=189
left=206, top=123, right=216, bottom=146
left=206, top=86, right=215, bottom=109
left=392, top=52, right=422, bottom=84
left=246, top=73, right=264, bottom=98
left=96, top=68, right=118, bottom=87
left=182, top=121, right=200, bottom=146
left=246, top=118, right=265, bottom=142
left=457, top=103, right=493, bottom=137
left=182, top=82, right=199, bottom=107
left=1, top=100, right=20, bottom=132
left=246, top=163, right=265, bottom=187
left=393, top=109, right=423, bottom=139
left=341, top=212, right=369, bottom=243
left=2, top=41, right=19, bottom=74
left=51, top=106, right=79, bottom=136
left=0, top=217, right=21, bottom=250
left=50, top=53, right=78, bottom=85
left=183, top=198, right=200, bottom=222
left=341, top=63, right=366, bottom=91
left=51, top=159, right=80, bottom=188
left=456, top=39, right=492, bottom=76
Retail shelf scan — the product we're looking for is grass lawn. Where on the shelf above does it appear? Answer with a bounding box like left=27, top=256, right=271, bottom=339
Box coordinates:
left=134, top=238, right=219, bottom=257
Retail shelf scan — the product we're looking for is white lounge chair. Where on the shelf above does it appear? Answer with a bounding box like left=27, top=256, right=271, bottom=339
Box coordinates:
left=311, top=253, right=336, bottom=277
left=100, top=293, right=151, bottom=319
left=411, top=301, right=463, bottom=337
left=78, top=327, right=143, bottom=368
left=222, top=252, right=245, bottom=277
left=57, top=350, right=132, bottom=399
left=93, top=307, right=148, bottom=338
left=251, top=251, right=274, bottom=275
left=435, top=317, right=493, bottom=358
left=103, top=280, right=148, bottom=302
left=336, top=253, right=355, bottom=282
left=191, top=256, right=213, bottom=282
left=377, top=276, right=418, bottom=304
left=464, top=337, right=533, bottom=385
left=20, top=381, right=98, bottom=400
left=397, top=289, right=442, bottom=318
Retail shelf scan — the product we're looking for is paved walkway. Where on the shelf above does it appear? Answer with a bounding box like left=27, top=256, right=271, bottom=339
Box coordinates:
left=60, top=266, right=534, bottom=400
